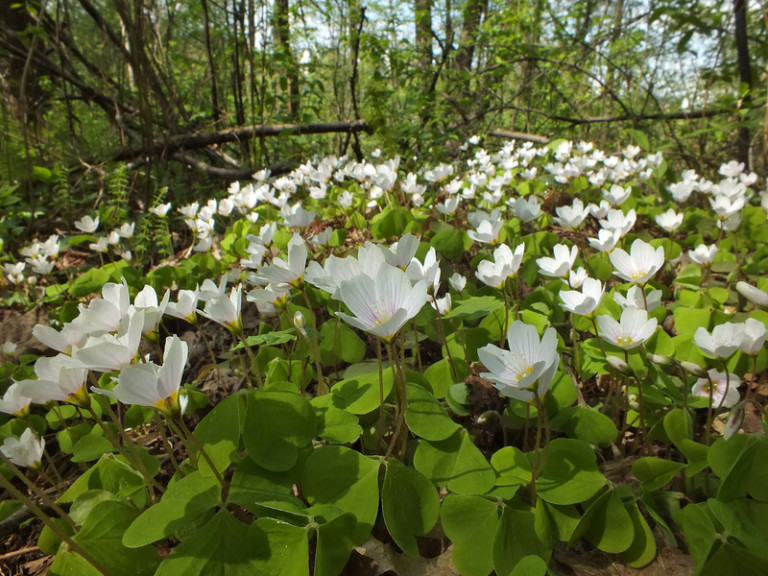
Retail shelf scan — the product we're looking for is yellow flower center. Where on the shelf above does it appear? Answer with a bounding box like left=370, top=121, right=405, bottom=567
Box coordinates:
left=617, top=335, right=635, bottom=346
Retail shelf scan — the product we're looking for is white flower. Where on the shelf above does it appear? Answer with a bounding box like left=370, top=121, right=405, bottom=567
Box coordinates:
left=309, top=228, right=332, bottom=246
left=249, top=233, right=307, bottom=287
left=196, top=277, right=228, bottom=302
left=431, top=293, right=452, bottom=315
left=281, top=202, right=316, bottom=228
left=688, top=244, right=718, bottom=265
left=246, top=283, right=290, bottom=317
left=716, top=212, right=742, bottom=232
left=509, top=196, right=542, bottom=223
left=116, top=222, right=135, bottom=238
left=599, top=208, right=636, bottom=237
left=305, top=245, right=386, bottom=297
left=609, top=239, right=664, bottom=285
left=385, top=234, right=420, bottom=269
left=149, top=203, right=171, bottom=217
left=218, top=197, right=235, bottom=216
left=338, top=190, right=354, bottom=208
left=406, top=247, right=441, bottom=293
left=560, top=277, right=603, bottom=316
left=614, top=286, right=662, bottom=312
left=554, top=198, right=589, bottom=228
left=597, top=308, right=657, bottom=350
left=655, top=209, right=683, bottom=233
left=736, top=282, right=768, bottom=308
left=436, top=196, right=460, bottom=215
left=336, top=264, right=427, bottom=341
left=1, top=342, right=16, bottom=358
left=449, top=273, right=466, bottom=292
left=16, top=355, right=89, bottom=406
left=587, top=229, right=620, bottom=253
left=740, top=318, right=767, bottom=355
left=467, top=209, right=503, bottom=244
left=710, top=195, right=745, bottom=219
left=719, top=160, right=744, bottom=179
left=604, top=184, right=631, bottom=206
left=100, top=335, right=188, bottom=417
left=694, top=322, right=745, bottom=358
left=69, top=309, right=145, bottom=372
left=668, top=181, right=695, bottom=203
left=3, top=262, right=25, bottom=284
left=71, top=278, right=132, bottom=336
left=569, top=267, right=588, bottom=289
left=89, top=237, right=109, bottom=253
left=476, top=243, right=525, bottom=288
left=0, top=428, right=44, bottom=468
left=588, top=200, right=611, bottom=219
left=691, top=369, right=740, bottom=408
left=134, top=285, right=171, bottom=334
left=478, top=321, right=559, bottom=402
left=32, top=323, right=87, bottom=354
left=198, top=285, right=243, bottom=333
left=537, top=244, right=578, bottom=279
left=0, top=383, right=32, bottom=416
left=74, top=215, right=100, bottom=233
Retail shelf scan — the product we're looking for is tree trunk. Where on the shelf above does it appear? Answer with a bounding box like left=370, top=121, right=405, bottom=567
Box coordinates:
left=454, top=0, right=486, bottom=77
left=201, top=0, right=221, bottom=124
left=273, top=0, right=300, bottom=120
left=733, top=0, right=752, bottom=168
left=414, top=0, right=433, bottom=122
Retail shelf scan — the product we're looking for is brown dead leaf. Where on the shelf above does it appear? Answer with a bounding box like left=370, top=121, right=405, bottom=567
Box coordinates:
left=355, top=538, right=459, bottom=576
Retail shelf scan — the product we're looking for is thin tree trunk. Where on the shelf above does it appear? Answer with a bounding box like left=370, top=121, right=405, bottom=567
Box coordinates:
left=415, top=0, right=433, bottom=123
left=453, top=0, right=487, bottom=102
left=201, top=0, right=221, bottom=124
left=273, top=0, right=300, bottom=120
left=733, top=0, right=752, bottom=168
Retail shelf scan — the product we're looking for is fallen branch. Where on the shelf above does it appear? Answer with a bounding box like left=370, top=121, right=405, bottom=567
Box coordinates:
left=170, top=152, right=295, bottom=180
left=0, top=502, right=69, bottom=538
left=109, top=119, right=373, bottom=162
left=488, top=129, right=551, bottom=144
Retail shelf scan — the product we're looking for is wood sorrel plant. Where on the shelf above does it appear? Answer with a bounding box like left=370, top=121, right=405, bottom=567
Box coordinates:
left=2, top=142, right=768, bottom=576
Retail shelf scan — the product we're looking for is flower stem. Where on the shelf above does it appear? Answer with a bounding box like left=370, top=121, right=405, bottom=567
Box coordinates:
left=500, top=285, right=511, bottom=347
left=385, top=338, right=408, bottom=460
left=432, top=297, right=458, bottom=381
left=300, top=286, right=327, bottom=392
left=375, top=338, right=386, bottom=453
left=86, top=395, right=163, bottom=500
left=530, top=390, right=550, bottom=506
left=157, top=418, right=184, bottom=478
left=236, top=333, right=263, bottom=390
left=174, top=415, right=228, bottom=498
left=626, top=349, right=647, bottom=455
left=0, top=473, right=113, bottom=576
left=0, top=451, right=76, bottom=529
left=196, top=320, right=220, bottom=386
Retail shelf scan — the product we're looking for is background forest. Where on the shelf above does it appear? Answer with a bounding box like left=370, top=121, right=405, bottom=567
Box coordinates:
left=0, top=0, right=766, bottom=243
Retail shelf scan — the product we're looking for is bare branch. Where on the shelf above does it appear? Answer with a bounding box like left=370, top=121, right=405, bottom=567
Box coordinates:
left=106, top=119, right=373, bottom=162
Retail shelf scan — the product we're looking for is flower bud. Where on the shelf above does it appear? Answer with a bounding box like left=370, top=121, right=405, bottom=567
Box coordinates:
left=724, top=404, right=745, bottom=440
left=606, top=355, right=632, bottom=375
left=647, top=352, right=674, bottom=367
left=680, top=361, right=706, bottom=377
left=293, top=311, right=307, bottom=336
left=477, top=410, right=498, bottom=425
left=736, top=281, right=768, bottom=308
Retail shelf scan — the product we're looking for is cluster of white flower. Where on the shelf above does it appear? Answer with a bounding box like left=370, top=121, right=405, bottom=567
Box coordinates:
left=2, top=138, right=767, bottom=442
